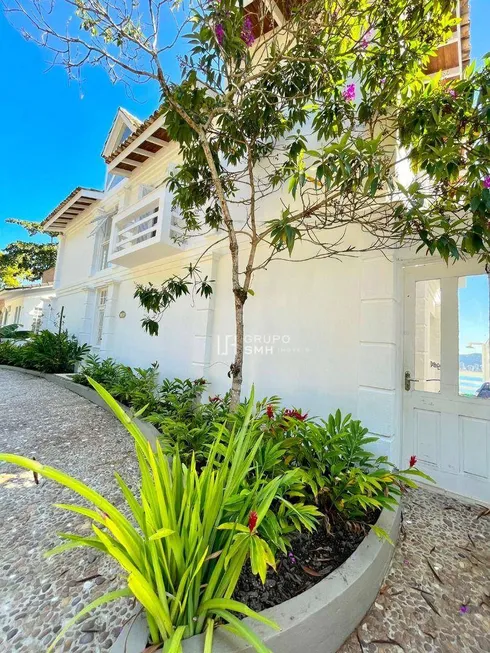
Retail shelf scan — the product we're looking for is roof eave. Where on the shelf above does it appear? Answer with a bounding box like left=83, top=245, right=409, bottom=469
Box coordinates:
left=43, top=188, right=104, bottom=232
left=105, top=112, right=169, bottom=178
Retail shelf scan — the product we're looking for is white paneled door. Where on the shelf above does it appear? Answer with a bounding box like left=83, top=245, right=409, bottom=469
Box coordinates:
left=403, top=261, right=490, bottom=504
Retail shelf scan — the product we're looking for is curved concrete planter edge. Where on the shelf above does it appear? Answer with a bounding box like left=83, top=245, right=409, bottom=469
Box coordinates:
left=0, top=365, right=400, bottom=653
left=112, top=502, right=401, bottom=653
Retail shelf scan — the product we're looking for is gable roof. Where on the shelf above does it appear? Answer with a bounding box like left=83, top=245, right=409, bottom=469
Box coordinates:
left=101, top=108, right=143, bottom=160
left=103, top=106, right=164, bottom=164
left=42, top=187, right=104, bottom=232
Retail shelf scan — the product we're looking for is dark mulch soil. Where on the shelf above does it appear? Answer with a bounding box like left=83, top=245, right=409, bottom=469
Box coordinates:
left=233, top=514, right=379, bottom=613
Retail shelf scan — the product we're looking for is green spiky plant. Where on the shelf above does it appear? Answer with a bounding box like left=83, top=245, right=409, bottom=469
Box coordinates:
left=0, top=380, right=287, bottom=653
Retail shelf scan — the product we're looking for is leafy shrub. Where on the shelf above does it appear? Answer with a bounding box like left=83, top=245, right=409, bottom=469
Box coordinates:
left=258, top=406, right=433, bottom=534
left=0, top=324, right=32, bottom=340
left=1, top=330, right=89, bottom=374
left=0, top=383, right=296, bottom=652
left=70, top=356, right=430, bottom=541
left=74, top=357, right=165, bottom=414
left=72, top=354, right=123, bottom=389
left=147, top=382, right=231, bottom=466
left=159, top=377, right=208, bottom=417
left=0, top=340, right=25, bottom=366
left=20, top=330, right=90, bottom=374
left=109, top=363, right=161, bottom=413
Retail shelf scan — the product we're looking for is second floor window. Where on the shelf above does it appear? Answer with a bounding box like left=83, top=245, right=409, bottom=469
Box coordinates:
left=94, top=209, right=117, bottom=273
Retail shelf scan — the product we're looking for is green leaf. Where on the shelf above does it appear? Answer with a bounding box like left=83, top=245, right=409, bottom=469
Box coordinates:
left=149, top=528, right=176, bottom=541
left=199, top=598, right=279, bottom=630
left=371, top=525, right=394, bottom=546
left=213, top=610, right=275, bottom=653
left=47, top=589, right=131, bottom=652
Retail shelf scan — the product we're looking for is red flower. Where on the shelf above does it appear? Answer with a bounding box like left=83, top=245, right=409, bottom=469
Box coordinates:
left=209, top=395, right=221, bottom=403
left=409, top=455, right=417, bottom=468
left=266, top=404, right=274, bottom=419
left=284, top=409, right=308, bottom=421
left=248, top=510, right=258, bottom=533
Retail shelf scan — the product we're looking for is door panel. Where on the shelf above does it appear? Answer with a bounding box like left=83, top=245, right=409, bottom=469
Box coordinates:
left=403, top=262, right=490, bottom=504
left=462, top=417, right=488, bottom=478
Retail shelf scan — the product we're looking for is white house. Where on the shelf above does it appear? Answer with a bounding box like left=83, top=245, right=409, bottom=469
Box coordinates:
left=0, top=268, right=56, bottom=333
left=38, top=3, right=490, bottom=505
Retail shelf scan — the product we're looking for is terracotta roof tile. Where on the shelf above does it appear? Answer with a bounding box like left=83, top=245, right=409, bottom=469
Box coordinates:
left=104, top=106, right=164, bottom=164
left=42, top=187, right=102, bottom=229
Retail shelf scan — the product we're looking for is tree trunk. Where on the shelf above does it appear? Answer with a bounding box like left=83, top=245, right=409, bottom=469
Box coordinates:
left=230, top=292, right=245, bottom=411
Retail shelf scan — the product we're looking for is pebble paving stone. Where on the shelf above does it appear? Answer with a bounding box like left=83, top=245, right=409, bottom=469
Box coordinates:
left=1, top=369, right=489, bottom=652
left=0, top=369, right=139, bottom=652
left=338, top=488, right=490, bottom=653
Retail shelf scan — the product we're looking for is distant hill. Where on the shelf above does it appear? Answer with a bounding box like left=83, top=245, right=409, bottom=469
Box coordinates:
left=460, top=353, right=482, bottom=367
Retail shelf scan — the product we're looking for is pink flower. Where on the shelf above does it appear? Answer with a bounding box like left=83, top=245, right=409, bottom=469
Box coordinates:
left=215, top=23, right=225, bottom=45
left=483, top=176, right=490, bottom=189
left=409, top=455, right=417, bottom=468
left=448, top=88, right=458, bottom=98
left=380, top=78, right=386, bottom=86
left=343, top=83, right=356, bottom=102
left=241, top=15, right=255, bottom=47
left=248, top=510, right=258, bottom=532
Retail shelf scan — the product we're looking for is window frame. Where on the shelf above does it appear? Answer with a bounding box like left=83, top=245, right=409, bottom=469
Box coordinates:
left=93, top=208, right=118, bottom=274
left=13, top=305, right=22, bottom=325
left=94, top=287, right=108, bottom=347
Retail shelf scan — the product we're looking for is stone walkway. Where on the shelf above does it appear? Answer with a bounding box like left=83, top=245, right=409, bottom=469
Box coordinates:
left=0, top=369, right=138, bottom=652
left=0, top=369, right=489, bottom=653
left=339, top=489, right=490, bottom=653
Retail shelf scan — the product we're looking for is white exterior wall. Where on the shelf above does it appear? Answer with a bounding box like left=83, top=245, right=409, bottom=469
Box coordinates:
left=0, top=288, right=56, bottom=331
left=52, top=140, right=405, bottom=465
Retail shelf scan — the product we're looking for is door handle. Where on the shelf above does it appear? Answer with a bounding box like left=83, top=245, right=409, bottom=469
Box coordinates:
left=405, top=371, right=418, bottom=390
left=405, top=371, right=440, bottom=391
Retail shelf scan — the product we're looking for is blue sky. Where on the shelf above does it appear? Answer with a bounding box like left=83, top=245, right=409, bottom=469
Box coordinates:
left=0, top=0, right=488, bottom=250
left=459, top=274, right=489, bottom=357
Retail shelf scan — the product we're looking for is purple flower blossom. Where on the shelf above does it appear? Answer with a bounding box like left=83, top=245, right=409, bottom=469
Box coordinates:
left=380, top=77, right=386, bottom=86
left=459, top=604, right=469, bottom=614
left=483, top=176, right=490, bottom=189
left=288, top=552, right=297, bottom=564
left=448, top=88, right=458, bottom=98
left=241, top=15, right=255, bottom=47
left=215, top=23, right=225, bottom=45
left=361, top=29, right=373, bottom=49
left=343, top=83, right=356, bottom=102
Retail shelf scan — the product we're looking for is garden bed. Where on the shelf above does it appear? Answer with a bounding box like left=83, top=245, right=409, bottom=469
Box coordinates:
left=0, top=361, right=409, bottom=653
left=113, top=503, right=401, bottom=653
left=233, top=514, right=378, bottom=613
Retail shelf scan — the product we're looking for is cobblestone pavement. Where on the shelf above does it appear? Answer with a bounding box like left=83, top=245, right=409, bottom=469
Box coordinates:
left=339, top=488, right=490, bottom=653
left=0, top=369, right=139, bottom=652
left=1, top=369, right=489, bottom=653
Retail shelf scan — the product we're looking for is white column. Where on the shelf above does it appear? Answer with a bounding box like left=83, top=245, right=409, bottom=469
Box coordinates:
left=53, top=235, right=65, bottom=290
left=357, top=253, right=402, bottom=463
left=191, top=254, right=219, bottom=380
left=100, top=282, right=120, bottom=358
left=78, top=288, right=97, bottom=345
